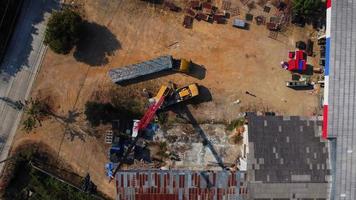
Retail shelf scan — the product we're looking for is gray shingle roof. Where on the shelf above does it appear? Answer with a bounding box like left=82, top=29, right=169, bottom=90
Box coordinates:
left=328, top=1, right=356, bottom=199
left=246, top=113, right=330, bottom=199
left=247, top=113, right=329, bottom=184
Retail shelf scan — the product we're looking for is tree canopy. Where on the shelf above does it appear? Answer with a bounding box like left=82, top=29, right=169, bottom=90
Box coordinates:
left=292, top=0, right=323, bottom=16
left=44, top=9, right=82, bottom=54
left=22, top=99, right=51, bottom=133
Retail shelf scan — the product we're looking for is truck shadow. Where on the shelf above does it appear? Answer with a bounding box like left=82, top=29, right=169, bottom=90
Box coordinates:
left=186, top=62, right=206, bottom=80
left=189, top=85, right=212, bottom=104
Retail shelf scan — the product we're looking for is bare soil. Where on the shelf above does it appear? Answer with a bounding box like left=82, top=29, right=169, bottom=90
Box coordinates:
left=10, top=0, right=321, bottom=198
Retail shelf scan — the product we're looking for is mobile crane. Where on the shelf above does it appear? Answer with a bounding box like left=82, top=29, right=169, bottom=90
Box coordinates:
left=108, top=82, right=199, bottom=181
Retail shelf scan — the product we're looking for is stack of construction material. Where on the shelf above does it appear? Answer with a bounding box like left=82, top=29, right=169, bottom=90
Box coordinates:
left=183, top=0, right=230, bottom=28
left=108, top=55, right=173, bottom=83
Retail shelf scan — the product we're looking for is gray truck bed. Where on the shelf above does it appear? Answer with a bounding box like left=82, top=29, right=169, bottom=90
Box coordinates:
left=109, top=55, right=173, bottom=83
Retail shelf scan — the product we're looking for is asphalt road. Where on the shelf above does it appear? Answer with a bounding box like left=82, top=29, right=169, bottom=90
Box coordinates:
left=0, top=0, right=58, bottom=173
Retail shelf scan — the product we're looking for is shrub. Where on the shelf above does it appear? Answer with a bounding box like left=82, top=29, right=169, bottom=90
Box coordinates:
left=22, top=99, right=51, bottom=133
left=231, top=134, right=244, bottom=144
left=226, top=118, right=245, bottom=131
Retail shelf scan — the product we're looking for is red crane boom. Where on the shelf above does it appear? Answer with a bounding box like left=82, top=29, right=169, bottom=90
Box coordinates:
left=135, top=95, right=165, bottom=132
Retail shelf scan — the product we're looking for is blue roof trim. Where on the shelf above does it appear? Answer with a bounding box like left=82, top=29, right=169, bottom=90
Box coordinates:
left=325, top=37, right=330, bottom=76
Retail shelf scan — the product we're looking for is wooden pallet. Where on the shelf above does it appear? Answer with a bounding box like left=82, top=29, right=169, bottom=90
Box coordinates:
left=222, top=0, right=232, bottom=10
left=240, top=0, right=250, bottom=6
left=228, top=7, right=239, bottom=16
left=268, top=31, right=278, bottom=40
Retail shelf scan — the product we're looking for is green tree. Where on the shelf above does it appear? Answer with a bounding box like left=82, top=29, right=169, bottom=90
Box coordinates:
left=22, top=99, right=50, bottom=133
left=292, top=0, right=322, bottom=16
left=44, top=9, right=82, bottom=54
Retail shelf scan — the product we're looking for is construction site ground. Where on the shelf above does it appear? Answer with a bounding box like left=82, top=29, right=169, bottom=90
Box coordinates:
left=9, top=0, right=322, bottom=198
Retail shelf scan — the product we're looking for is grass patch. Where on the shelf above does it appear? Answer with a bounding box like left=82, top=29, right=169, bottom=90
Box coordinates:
left=226, top=118, right=245, bottom=131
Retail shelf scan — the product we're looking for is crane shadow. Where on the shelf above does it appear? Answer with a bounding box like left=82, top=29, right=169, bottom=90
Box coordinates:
left=172, top=104, right=227, bottom=170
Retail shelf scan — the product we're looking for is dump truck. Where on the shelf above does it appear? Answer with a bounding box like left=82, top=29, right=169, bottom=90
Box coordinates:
left=108, top=55, right=191, bottom=83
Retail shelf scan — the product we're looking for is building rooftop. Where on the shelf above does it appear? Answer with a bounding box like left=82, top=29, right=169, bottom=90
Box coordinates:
left=247, top=113, right=330, bottom=199
left=326, top=0, right=356, bottom=199
left=115, top=170, right=247, bottom=200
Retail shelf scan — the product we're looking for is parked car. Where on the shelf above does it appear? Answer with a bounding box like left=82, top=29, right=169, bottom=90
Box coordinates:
left=233, top=19, right=248, bottom=29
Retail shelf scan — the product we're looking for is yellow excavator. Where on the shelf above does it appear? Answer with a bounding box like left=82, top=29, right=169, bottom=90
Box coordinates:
left=153, top=82, right=199, bottom=108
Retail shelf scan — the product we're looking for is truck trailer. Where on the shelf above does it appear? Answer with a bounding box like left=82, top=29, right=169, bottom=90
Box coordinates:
left=108, top=55, right=191, bottom=83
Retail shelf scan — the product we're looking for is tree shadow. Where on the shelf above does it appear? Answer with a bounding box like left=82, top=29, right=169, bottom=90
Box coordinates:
left=51, top=110, right=80, bottom=124
left=73, top=21, right=121, bottom=66
left=50, top=109, right=98, bottom=142
left=0, top=0, right=59, bottom=76
left=64, top=125, right=86, bottom=142
left=84, top=102, right=142, bottom=127
left=0, top=0, right=24, bottom=62
left=0, top=96, right=23, bottom=110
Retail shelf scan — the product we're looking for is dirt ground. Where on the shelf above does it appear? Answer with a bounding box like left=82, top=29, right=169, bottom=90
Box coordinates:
left=9, top=0, right=322, bottom=198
